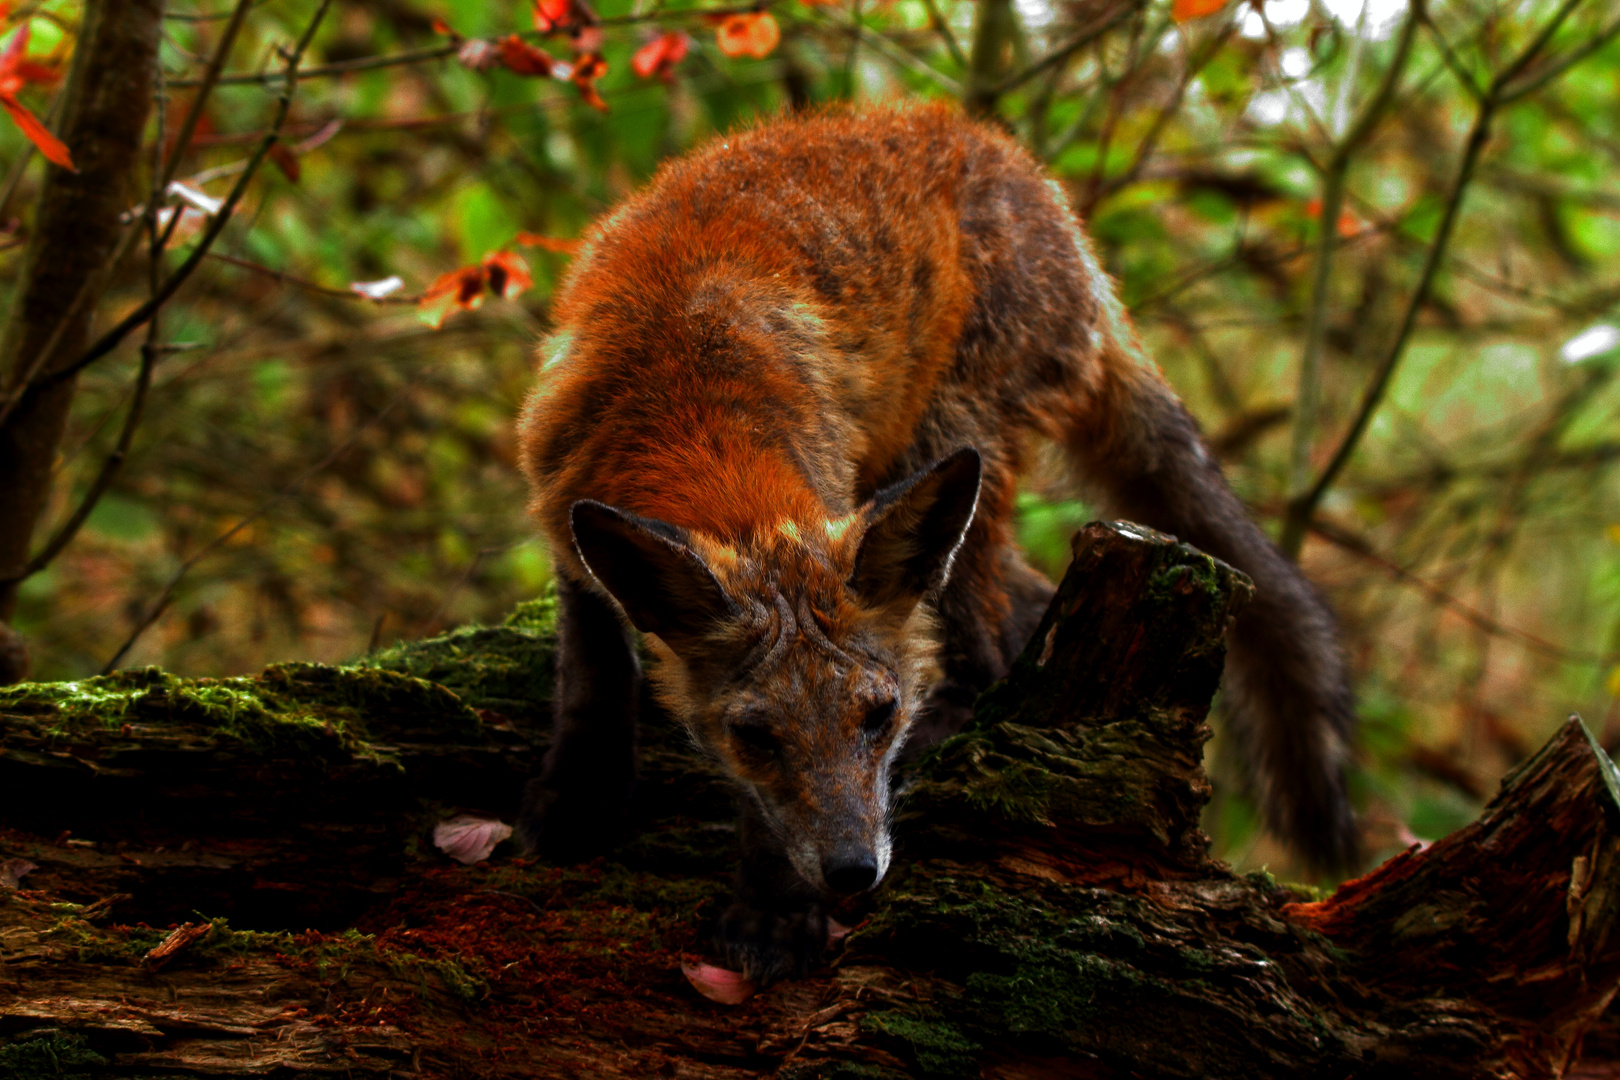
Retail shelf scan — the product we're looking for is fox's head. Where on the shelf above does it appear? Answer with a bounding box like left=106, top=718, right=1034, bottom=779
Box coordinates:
left=567, top=448, right=982, bottom=896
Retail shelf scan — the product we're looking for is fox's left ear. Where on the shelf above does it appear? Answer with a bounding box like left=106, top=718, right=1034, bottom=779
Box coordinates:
left=851, top=447, right=982, bottom=612
left=570, top=501, right=739, bottom=653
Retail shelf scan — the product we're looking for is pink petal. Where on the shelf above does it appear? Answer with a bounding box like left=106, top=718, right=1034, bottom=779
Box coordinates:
left=682, top=962, right=756, bottom=1005
left=433, top=815, right=513, bottom=864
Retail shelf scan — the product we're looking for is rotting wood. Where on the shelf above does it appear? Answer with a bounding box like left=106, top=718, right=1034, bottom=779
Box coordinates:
left=2, top=522, right=1619, bottom=1078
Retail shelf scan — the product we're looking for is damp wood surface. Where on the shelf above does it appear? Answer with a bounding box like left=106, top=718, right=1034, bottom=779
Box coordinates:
left=3, top=522, right=1620, bottom=1079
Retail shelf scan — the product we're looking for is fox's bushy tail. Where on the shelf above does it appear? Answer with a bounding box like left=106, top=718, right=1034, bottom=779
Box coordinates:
left=1063, top=360, right=1359, bottom=872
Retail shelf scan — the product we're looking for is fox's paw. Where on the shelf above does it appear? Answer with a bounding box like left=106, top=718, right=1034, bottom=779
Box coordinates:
left=712, top=894, right=832, bottom=985
left=514, top=776, right=628, bottom=861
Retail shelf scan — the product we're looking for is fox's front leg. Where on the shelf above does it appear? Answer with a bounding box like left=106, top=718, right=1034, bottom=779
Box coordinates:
left=713, top=798, right=831, bottom=984
left=516, top=572, right=640, bottom=859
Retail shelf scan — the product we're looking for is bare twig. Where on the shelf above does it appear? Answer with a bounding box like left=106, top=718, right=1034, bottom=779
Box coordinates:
left=205, top=251, right=421, bottom=304
left=36, top=0, right=335, bottom=393
left=102, top=375, right=414, bottom=673
left=160, top=0, right=252, bottom=190
left=1279, top=0, right=1595, bottom=555
left=1280, top=1, right=1421, bottom=556
left=988, top=1, right=1140, bottom=98
left=918, top=0, right=967, bottom=69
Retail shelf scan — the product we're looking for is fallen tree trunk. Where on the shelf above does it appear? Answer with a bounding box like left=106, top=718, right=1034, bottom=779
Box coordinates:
left=2, top=523, right=1618, bottom=1078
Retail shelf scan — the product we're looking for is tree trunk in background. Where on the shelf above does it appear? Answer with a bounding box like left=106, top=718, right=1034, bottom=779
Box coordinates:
left=0, top=0, right=162, bottom=673
left=5, top=525, right=1620, bottom=1076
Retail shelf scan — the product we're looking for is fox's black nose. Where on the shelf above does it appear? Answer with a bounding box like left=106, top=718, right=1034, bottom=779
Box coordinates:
left=823, top=854, right=880, bottom=895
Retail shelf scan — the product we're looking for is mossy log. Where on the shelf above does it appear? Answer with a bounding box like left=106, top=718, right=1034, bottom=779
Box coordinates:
left=3, top=523, right=1619, bottom=1078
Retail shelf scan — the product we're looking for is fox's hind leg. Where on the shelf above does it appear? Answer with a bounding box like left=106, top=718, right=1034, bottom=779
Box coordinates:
left=516, top=572, right=640, bottom=858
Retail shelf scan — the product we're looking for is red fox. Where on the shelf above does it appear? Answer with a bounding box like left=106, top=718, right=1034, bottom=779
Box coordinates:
left=516, top=103, right=1355, bottom=982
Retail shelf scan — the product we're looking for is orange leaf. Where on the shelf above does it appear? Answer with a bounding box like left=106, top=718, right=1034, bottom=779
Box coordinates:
left=0, top=93, right=73, bottom=170
left=632, top=31, right=689, bottom=80
left=571, top=52, right=609, bottom=112
left=716, top=12, right=779, bottom=60
left=482, top=250, right=533, bottom=299
left=499, top=35, right=555, bottom=77
left=418, top=265, right=486, bottom=329
left=268, top=143, right=300, bottom=182
left=1172, top=0, right=1227, bottom=21
left=431, top=17, right=457, bottom=36
left=514, top=231, right=582, bottom=255
left=533, top=0, right=573, bottom=32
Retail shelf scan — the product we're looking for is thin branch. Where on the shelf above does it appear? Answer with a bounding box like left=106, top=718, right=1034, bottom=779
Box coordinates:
left=815, top=11, right=962, bottom=96
left=988, top=1, right=1138, bottom=98
left=102, top=376, right=415, bottom=673
left=36, top=0, right=335, bottom=393
left=205, top=251, right=421, bottom=304
left=1280, top=0, right=1591, bottom=555
left=1500, top=9, right=1620, bottom=104
left=918, top=0, right=967, bottom=69
left=159, top=0, right=253, bottom=191
left=1280, top=1, right=1421, bottom=556
left=167, top=42, right=456, bottom=88
left=1308, top=517, right=1612, bottom=665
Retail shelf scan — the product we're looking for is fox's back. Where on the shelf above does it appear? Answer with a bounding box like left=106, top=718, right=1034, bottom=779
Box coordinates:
left=520, top=105, right=1111, bottom=558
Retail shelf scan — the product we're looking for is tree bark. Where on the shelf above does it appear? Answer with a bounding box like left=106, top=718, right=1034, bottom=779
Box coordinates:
left=0, top=0, right=162, bottom=649
left=2, top=525, right=1619, bottom=1077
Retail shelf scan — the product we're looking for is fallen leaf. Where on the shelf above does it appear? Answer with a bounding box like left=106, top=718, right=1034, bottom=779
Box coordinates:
left=682, top=961, right=757, bottom=1004
left=826, top=917, right=853, bottom=943
left=350, top=275, right=404, bottom=300
left=715, top=12, right=780, bottom=59
left=0, top=858, right=36, bottom=889
left=433, top=815, right=514, bottom=864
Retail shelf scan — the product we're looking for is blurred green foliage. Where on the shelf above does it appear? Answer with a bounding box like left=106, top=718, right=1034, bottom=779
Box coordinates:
left=2, top=0, right=1619, bottom=879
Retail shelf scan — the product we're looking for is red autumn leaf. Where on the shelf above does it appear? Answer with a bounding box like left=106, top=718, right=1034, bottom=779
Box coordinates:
left=632, top=31, right=689, bottom=80
left=268, top=142, right=300, bottom=182
left=482, top=250, right=533, bottom=300
left=499, top=35, right=555, bottom=77
left=0, top=23, right=73, bottom=170
left=418, top=265, right=486, bottom=329
left=1305, top=198, right=1362, bottom=238
left=1172, top=0, right=1228, bottom=21
left=514, top=231, right=582, bottom=255
left=715, top=11, right=780, bottom=60
left=533, top=0, right=573, bottom=32
left=431, top=17, right=458, bottom=37
left=571, top=52, right=609, bottom=112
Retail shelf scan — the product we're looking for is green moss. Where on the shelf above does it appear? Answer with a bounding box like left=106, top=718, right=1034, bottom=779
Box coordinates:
left=863, top=1010, right=980, bottom=1077
left=777, top=1063, right=912, bottom=1080
left=0, top=1031, right=107, bottom=1079
left=364, top=622, right=555, bottom=720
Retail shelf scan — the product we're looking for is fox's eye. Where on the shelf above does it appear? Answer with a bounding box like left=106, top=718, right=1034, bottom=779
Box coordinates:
left=729, top=723, right=781, bottom=760
left=863, top=699, right=897, bottom=737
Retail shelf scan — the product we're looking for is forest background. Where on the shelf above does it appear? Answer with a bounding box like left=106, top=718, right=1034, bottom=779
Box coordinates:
left=0, top=0, right=1616, bottom=882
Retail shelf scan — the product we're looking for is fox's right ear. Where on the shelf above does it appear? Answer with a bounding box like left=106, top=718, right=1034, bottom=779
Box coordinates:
left=570, top=501, right=739, bottom=652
